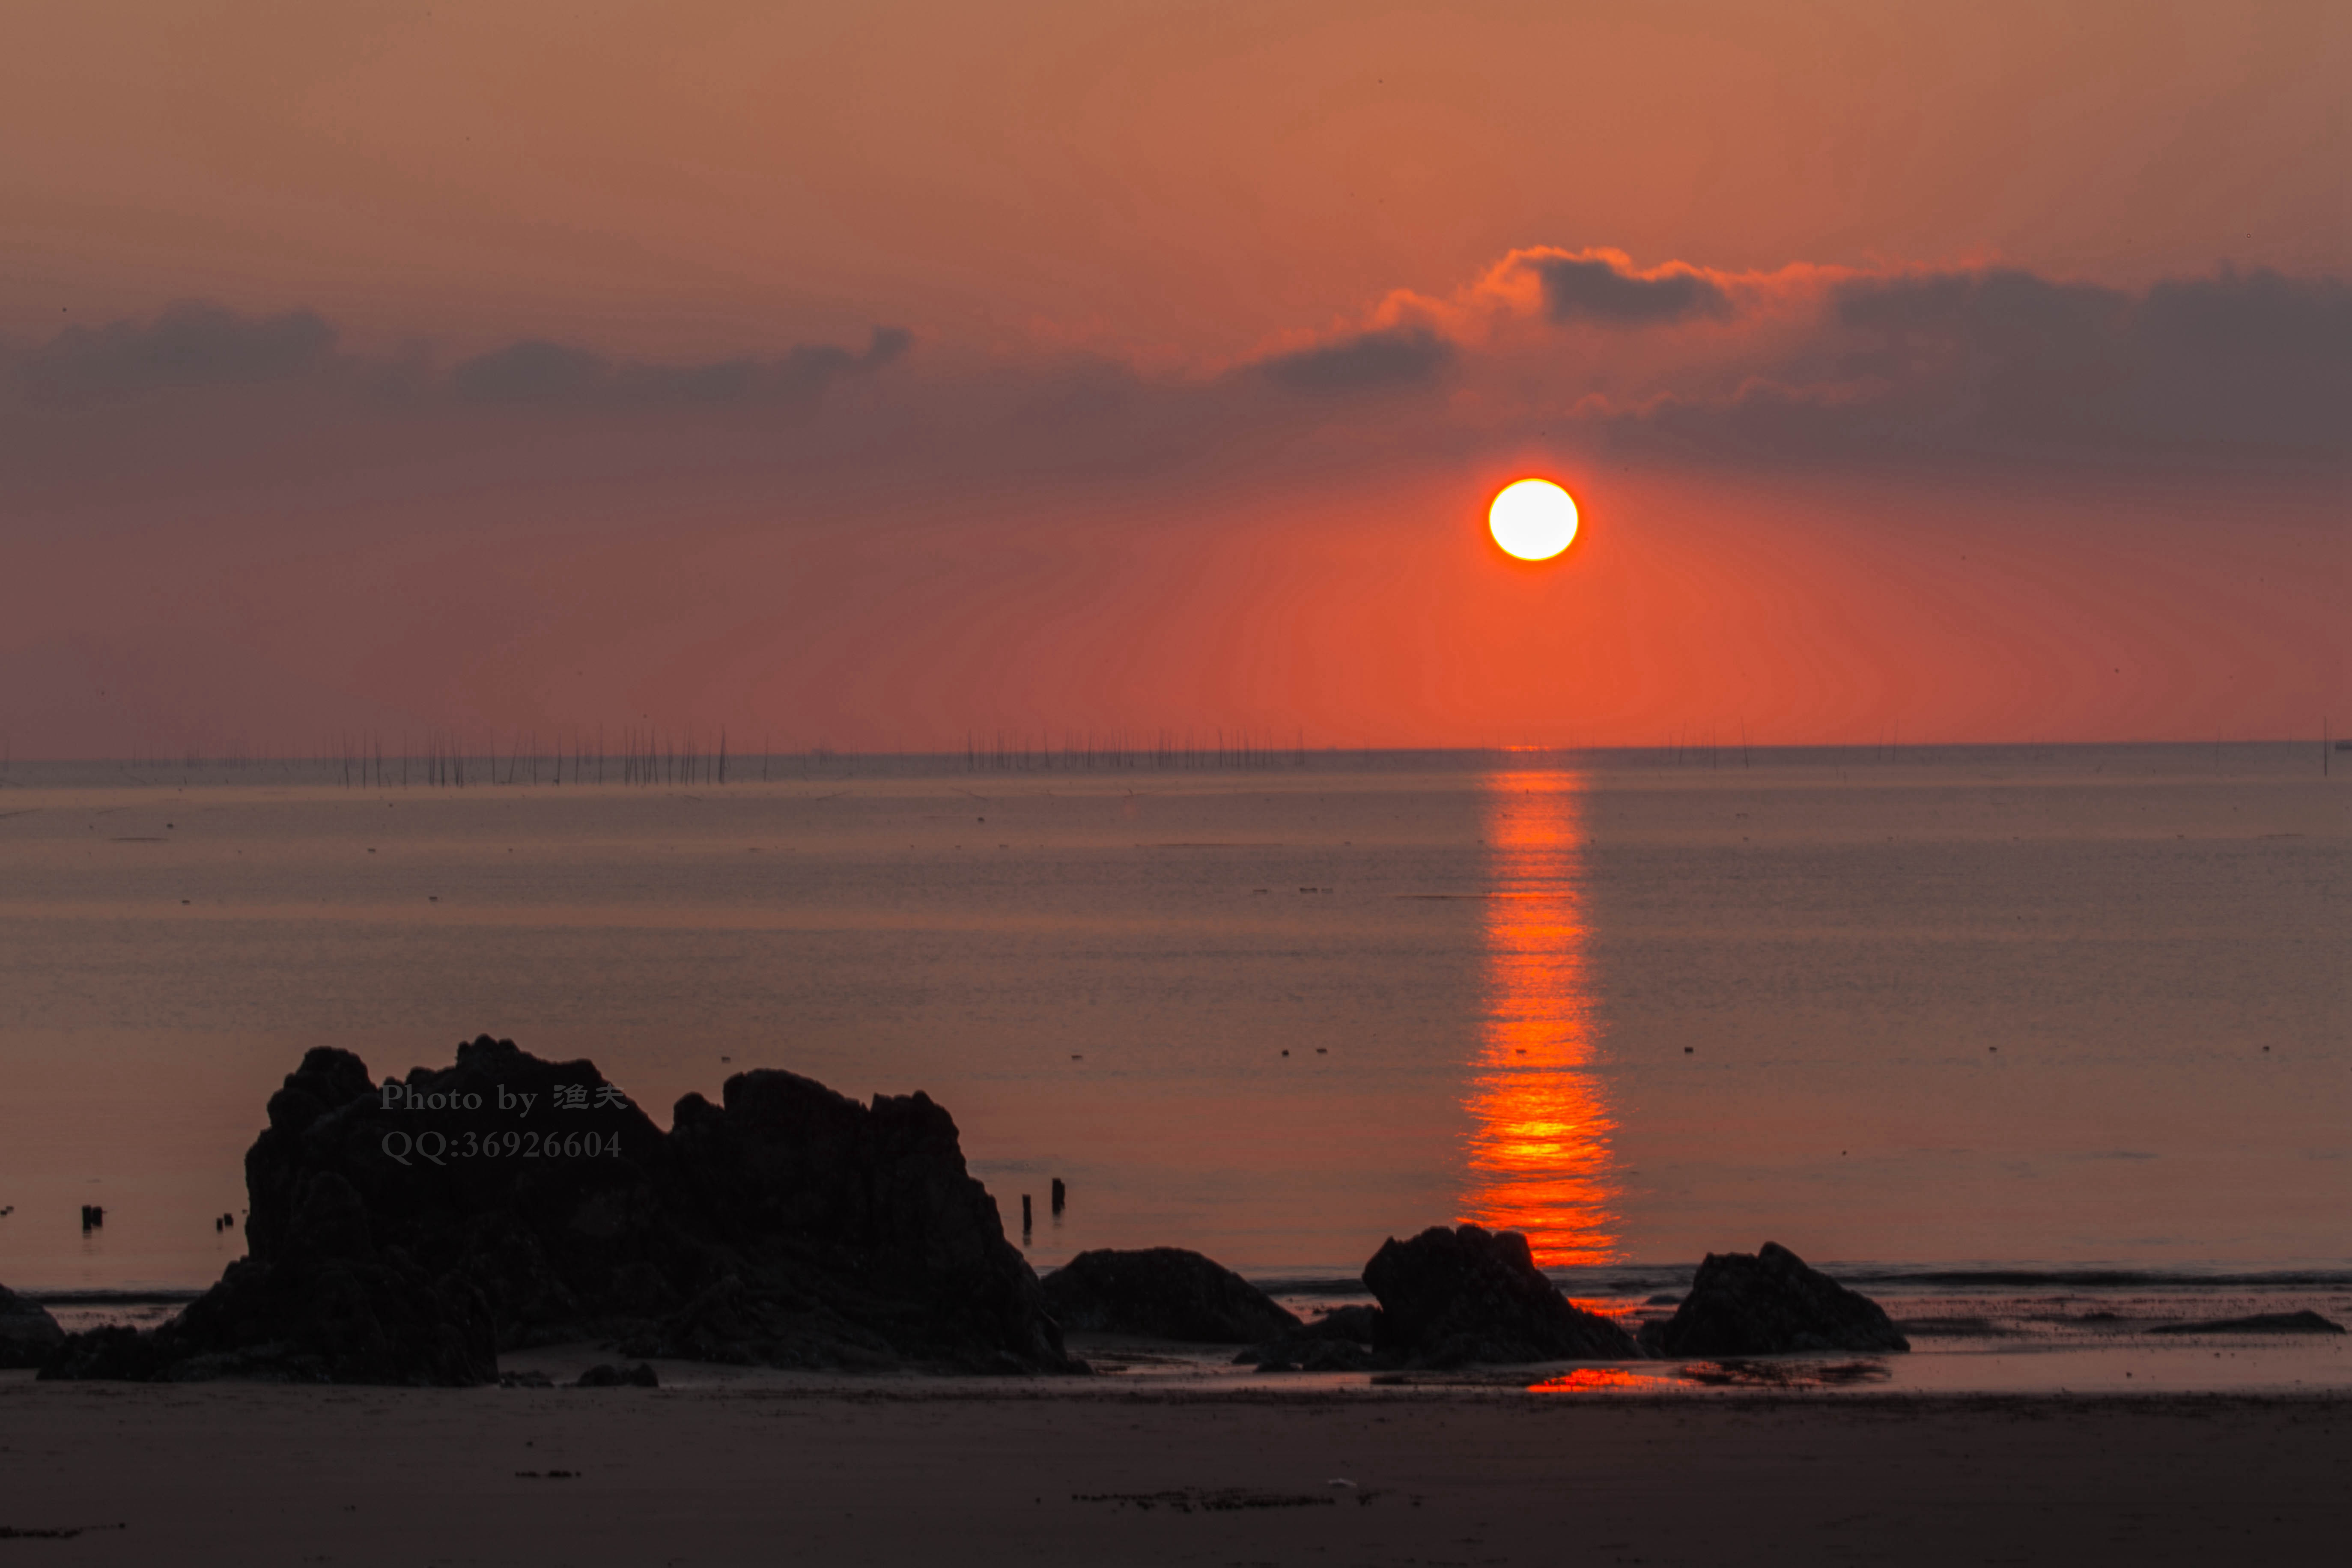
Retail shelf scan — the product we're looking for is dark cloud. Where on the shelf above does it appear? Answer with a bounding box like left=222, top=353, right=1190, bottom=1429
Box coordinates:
left=1591, top=264, right=2348, bottom=465
left=1255, top=325, right=1455, bottom=394
left=450, top=340, right=609, bottom=403
left=18, top=301, right=336, bottom=402
left=853, top=325, right=914, bottom=372
left=0, top=258, right=2338, bottom=516
left=1532, top=253, right=1732, bottom=326
left=2121, top=269, right=2349, bottom=453
left=450, top=325, right=915, bottom=406
left=0, top=304, right=911, bottom=414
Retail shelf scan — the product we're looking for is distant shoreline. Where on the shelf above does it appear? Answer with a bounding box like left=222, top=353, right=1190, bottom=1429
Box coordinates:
left=0, top=736, right=2341, bottom=786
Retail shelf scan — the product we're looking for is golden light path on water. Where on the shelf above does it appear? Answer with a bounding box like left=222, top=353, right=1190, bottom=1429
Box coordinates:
left=1458, top=767, right=1622, bottom=1267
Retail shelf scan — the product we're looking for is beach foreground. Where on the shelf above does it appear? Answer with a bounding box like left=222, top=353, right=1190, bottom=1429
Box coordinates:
left=2, top=1375, right=2340, bottom=1565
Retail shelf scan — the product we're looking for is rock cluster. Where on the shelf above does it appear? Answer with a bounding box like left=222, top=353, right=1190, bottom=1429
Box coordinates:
left=1650, top=1242, right=1910, bottom=1356
left=1252, top=1232, right=1911, bottom=1371
left=1041, top=1248, right=1300, bottom=1343
left=22, top=1038, right=1921, bottom=1384
left=41, top=1036, right=1073, bottom=1384
left=0, top=1284, right=66, bottom=1369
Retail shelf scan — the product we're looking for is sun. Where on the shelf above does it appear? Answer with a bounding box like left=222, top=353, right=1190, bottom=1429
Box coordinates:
left=1488, top=478, right=1579, bottom=561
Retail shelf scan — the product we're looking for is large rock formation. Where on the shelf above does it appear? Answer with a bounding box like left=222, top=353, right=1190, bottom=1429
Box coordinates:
left=1362, top=1225, right=1638, bottom=1367
left=41, top=1036, right=1073, bottom=1384
left=1041, top=1248, right=1300, bottom=1343
left=1653, top=1242, right=1908, bottom=1356
left=0, top=1284, right=66, bottom=1369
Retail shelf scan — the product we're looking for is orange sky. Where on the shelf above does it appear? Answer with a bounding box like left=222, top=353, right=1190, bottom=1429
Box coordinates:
left=0, top=1, right=2343, bottom=754
left=6, top=1, right=2341, bottom=351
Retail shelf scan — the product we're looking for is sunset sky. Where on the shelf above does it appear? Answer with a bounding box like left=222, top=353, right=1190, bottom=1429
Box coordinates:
left=3, top=0, right=2342, bottom=755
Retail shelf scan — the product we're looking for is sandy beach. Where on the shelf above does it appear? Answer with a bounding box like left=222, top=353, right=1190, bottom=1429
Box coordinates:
left=3, top=1370, right=2342, bottom=1566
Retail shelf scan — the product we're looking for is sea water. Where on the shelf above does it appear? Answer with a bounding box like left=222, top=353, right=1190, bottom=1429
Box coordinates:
left=2, top=745, right=2345, bottom=1383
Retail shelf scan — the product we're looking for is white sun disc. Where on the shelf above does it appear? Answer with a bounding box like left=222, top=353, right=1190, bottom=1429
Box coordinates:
left=1488, top=479, right=1579, bottom=561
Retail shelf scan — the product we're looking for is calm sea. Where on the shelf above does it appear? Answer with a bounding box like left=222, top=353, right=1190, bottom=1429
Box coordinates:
left=3, top=746, right=2345, bottom=1339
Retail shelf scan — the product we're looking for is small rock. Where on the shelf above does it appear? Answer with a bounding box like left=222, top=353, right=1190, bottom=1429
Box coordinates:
left=1655, top=1242, right=1908, bottom=1356
left=1253, top=1339, right=1378, bottom=1374
left=0, top=1284, right=66, bottom=1370
left=1236, top=1303, right=1386, bottom=1368
left=1043, top=1249, right=1300, bottom=1343
left=1362, top=1225, right=1638, bottom=1367
left=2149, top=1311, right=2345, bottom=1336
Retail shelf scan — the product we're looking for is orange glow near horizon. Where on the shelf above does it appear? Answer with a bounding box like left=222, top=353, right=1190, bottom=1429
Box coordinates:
left=1488, top=479, right=1580, bottom=562
left=1526, top=1366, right=1663, bottom=1394
left=1459, top=768, right=1622, bottom=1266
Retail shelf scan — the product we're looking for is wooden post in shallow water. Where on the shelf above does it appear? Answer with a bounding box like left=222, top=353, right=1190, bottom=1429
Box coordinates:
left=1051, top=1178, right=1066, bottom=1217
left=1020, top=1194, right=1032, bottom=1237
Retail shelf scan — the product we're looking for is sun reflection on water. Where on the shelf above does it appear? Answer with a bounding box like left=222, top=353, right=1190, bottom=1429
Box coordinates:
left=1459, top=768, right=1622, bottom=1267
left=1526, top=1366, right=1660, bottom=1394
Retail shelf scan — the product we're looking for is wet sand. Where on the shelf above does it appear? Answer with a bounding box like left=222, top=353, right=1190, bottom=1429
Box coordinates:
left=2, top=1373, right=2340, bottom=1565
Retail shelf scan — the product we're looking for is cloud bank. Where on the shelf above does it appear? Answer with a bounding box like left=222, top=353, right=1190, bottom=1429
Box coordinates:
left=450, top=327, right=911, bottom=407
left=21, top=302, right=339, bottom=400
left=1605, top=262, right=2352, bottom=462
left=0, top=249, right=2339, bottom=528
left=1291, top=246, right=2349, bottom=467
left=9, top=308, right=912, bottom=411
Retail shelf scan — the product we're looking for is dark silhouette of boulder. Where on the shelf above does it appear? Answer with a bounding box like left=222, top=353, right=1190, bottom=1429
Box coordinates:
left=0, top=1284, right=65, bottom=1369
left=1654, top=1242, right=1908, bottom=1356
left=1256, top=1339, right=1379, bottom=1374
left=1041, top=1248, right=1300, bottom=1343
left=1235, top=1303, right=1385, bottom=1368
left=2149, top=1311, right=2344, bottom=1336
left=42, top=1036, right=1073, bottom=1384
left=1362, top=1225, right=1638, bottom=1367
left=1309, top=1302, right=1384, bottom=1340
left=574, top=1362, right=658, bottom=1387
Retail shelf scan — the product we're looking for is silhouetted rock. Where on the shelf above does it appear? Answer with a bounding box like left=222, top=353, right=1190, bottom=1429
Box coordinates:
left=1255, top=1339, right=1380, bottom=1374
left=2149, top=1310, right=2344, bottom=1336
left=1362, top=1225, right=1638, bottom=1367
left=42, top=1036, right=1073, bottom=1384
left=1235, top=1303, right=1386, bottom=1368
left=1655, top=1243, right=1908, bottom=1356
left=0, top=1284, right=65, bottom=1369
left=1042, top=1248, right=1301, bottom=1343
left=574, top=1362, right=658, bottom=1387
